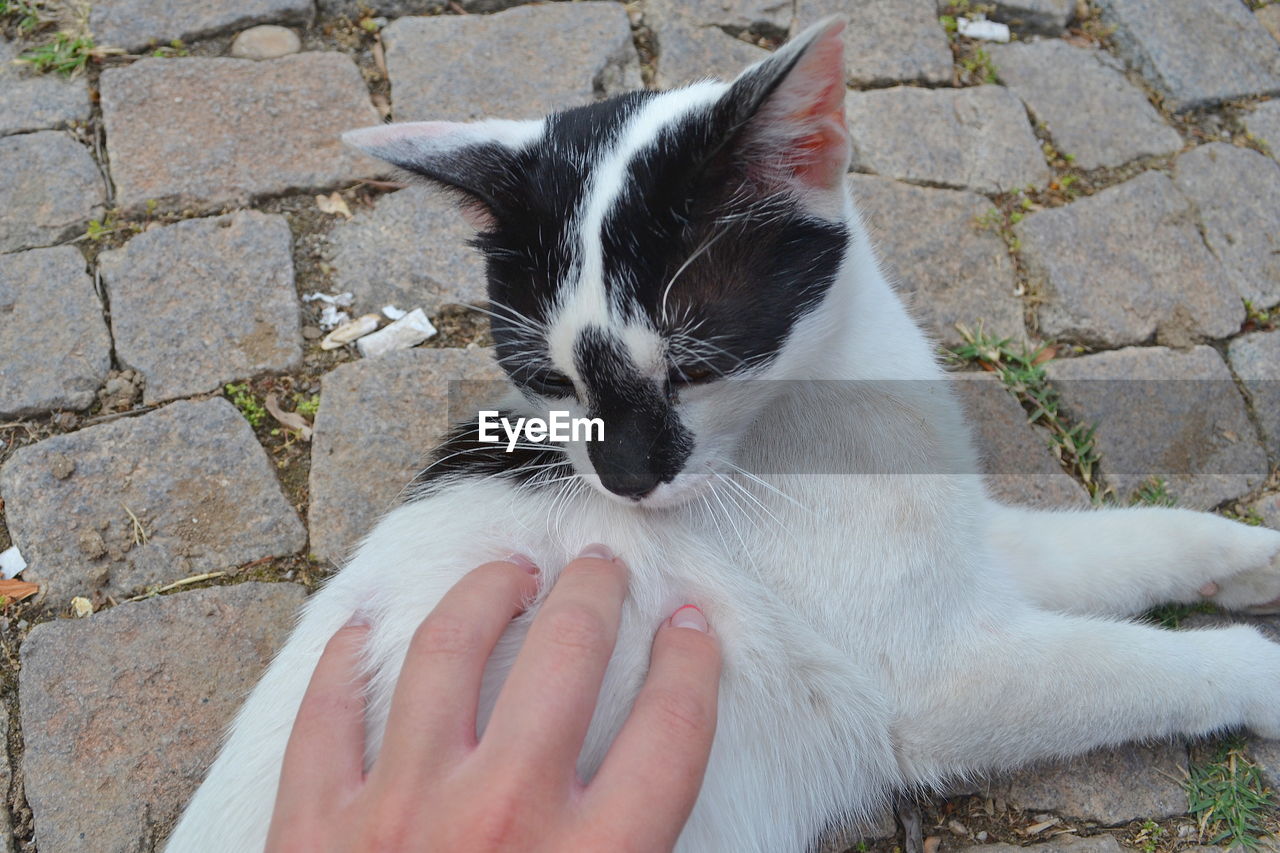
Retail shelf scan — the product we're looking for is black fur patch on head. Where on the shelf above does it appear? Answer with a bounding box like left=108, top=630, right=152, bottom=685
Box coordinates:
left=409, top=415, right=573, bottom=499
left=574, top=327, right=693, bottom=498
left=472, top=93, right=657, bottom=391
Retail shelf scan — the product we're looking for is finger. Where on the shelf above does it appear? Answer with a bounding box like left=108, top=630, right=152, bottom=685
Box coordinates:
left=480, top=546, right=628, bottom=784
left=375, top=557, right=540, bottom=781
left=581, top=606, right=721, bottom=848
left=271, top=619, right=371, bottom=824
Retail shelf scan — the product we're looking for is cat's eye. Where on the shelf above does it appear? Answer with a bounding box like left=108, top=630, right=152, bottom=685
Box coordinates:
left=528, top=369, right=577, bottom=399
left=669, top=364, right=717, bottom=386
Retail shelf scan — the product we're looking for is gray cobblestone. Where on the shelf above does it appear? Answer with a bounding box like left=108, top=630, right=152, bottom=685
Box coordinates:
left=1046, top=346, right=1267, bottom=508
left=0, top=131, right=104, bottom=253
left=0, top=39, right=91, bottom=137
left=1227, top=330, right=1280, bottom=458
left=89, top=0, right=312, bottom=52
left=1172, top=142, right=1280, bottom=309
left=101, top=54, right=381, bottom=213
left=383, top=3, right=640, bottom=122
left=848, top=175, right=1023, bottom=347
left=845, top=86, right=1051, bottom=194
left=0, top=398, right=307, bottom=602
left=329, top=187, right=487, bottom=320
left=991, top=39, right=1182, bottom=171
left=1097, top=0, right=1280, bottom=111
left=19, top=582, right=307, bottom=853
left=0, top=246, right=111, bottom=419
left=100, top=211, right=302, bottom=403
left=309, top=348, right=504, bottom=565
left=1018, top=172, right=1240, bottom=347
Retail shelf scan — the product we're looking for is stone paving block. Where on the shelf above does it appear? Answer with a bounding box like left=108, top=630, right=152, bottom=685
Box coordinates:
left=1045, top=346, right=1267, bottom=509
left=990, top=39, right=1182, bottom=171
left=0, top=131, right=104, bottom=253
left=958, top=836, right=1124, bottom=853
left=0, top=38, right=91, bottom=137
left=1227, top=330, right=1280, bottom=458
left=309, top=348, right=504, bottom=565
left=329, top=186, right=487, bottom=319
left=383, top=4, right=641, bottom=122
left=646, top=0, right=792, bottom=36
left=654, top=25, right=770, bottom=89
left=1096, top=0, right=1280, bottom=112
left=985, top=0, right=1074, bottom=34
left=1247, top=101, right=1280, bottom=160
left=1172, top=143, right=1280, bottom=309
left=0, top=398, right=307, bottom=602
left=0, top=247, right=111, bottom=419
left=1253, top=492, right=1280, bottom=530
left=100, top=54, right=381, bottom=213
left=845, top=86, right=1051, bottom=194
left=798, top=0, right=953, bottom=87
left=848, top=175, right=1023, bottom=348
left=19, top=582, right=307, bottom=853
left=992, top=742, right=1189, bottom=824
left=100, top=211, right=301, bottom=404
left=1017, top=172, right=1240, bottom=348
left=1257, top=738, right=1280, bottom=793
left=952, top=373, right=1089, bottom=508
left=89, top=0, right=311, bottom=52
left=319, top=0, right=530, bottom=15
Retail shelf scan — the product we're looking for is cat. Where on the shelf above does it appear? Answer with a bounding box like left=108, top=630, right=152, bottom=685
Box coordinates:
left=166, top=17, right=1280, bottom=853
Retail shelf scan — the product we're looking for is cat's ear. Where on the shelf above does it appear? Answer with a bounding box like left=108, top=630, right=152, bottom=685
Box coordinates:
left=343, top=119, right=543, bottom=224
left=713, top=16, right=849, bottom=193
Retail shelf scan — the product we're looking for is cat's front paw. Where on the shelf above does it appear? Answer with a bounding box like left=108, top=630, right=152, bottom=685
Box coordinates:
left=1201, top=526, right=1280, bottom=615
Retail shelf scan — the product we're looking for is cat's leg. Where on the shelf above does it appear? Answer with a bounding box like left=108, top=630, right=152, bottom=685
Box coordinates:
left=893, top=609, right=1280, bottom=784
left=984, top=503, right=1280, bottom=618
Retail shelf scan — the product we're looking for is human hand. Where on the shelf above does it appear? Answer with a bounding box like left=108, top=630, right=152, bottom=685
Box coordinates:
left=266, top=545, right=722, bottom=852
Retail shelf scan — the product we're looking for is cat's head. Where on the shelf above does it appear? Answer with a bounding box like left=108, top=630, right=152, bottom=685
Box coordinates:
left=346, top=18, right=852, bottom=508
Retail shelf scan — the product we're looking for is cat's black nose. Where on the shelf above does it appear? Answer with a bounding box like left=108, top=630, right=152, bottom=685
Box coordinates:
left=600, top=469, right=661, bottom=500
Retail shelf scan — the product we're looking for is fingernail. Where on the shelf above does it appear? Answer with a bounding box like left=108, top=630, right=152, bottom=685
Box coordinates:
left=1199, top=580, right=1219, bottom=597
left=670, top=604, right=708, bottom=633
left=505, top=552, right=539, bottom=574
left=578, top=543, right=614, bottom=561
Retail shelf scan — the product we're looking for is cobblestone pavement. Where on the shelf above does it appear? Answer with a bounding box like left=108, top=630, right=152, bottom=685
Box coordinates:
left=1, top=0, right=1279, bottom=850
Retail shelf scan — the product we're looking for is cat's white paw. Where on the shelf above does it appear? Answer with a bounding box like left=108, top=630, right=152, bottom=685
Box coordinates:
left=1201, top=526, right=1280, bottom=615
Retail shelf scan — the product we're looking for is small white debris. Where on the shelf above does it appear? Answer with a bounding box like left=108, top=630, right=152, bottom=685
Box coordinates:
left=958, top=16, right=1011, bottom=42
left=70, top=596, right=94, bottom=618
left=306, top=292, right=357, bottom=330
left=318, top=304, right=350, bottom=330
left=1024, top=818, right=1060, bottom=836
left=320, top=313, right=381, bottom=350
left=381, top=304, right=407, bottom=321
left=315, top=191, right=352, bottom=219
left=302, top=291, right=354, bottom=306
left=357, top=308, right=437, bottom=357
left=0, top=545, right=26, bottom=579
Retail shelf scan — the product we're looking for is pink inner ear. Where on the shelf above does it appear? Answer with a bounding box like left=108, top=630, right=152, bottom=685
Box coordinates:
left=756, top=22, right=851, bottom=190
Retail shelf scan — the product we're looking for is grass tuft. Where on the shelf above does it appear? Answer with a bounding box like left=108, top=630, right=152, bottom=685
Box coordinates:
left=1186, top=737, right=1275, bottom=850
left=948, top=323, right=1102, bottom=496
left=18, top=32, right=94, bottom=76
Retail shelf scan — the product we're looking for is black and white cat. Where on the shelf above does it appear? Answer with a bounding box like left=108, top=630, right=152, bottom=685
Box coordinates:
left=168, top=18, right=1280, bottom=852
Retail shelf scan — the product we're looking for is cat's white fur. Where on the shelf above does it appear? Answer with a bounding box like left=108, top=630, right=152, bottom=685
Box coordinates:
left=167, top=49, right=1280, bottom=853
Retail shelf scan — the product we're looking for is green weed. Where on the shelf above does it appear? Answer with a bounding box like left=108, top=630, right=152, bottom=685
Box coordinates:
left=225, top=382, right=267, bottom=428
left=1186, top=737, right=1274, bottom=850
left=948, top=324, right=1102, bottom=495
left=293, top=393, right=320, bottom=418
left=19, top=32, right=94, bottom=76
left=1132, top=477, right=1176, bottom=508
